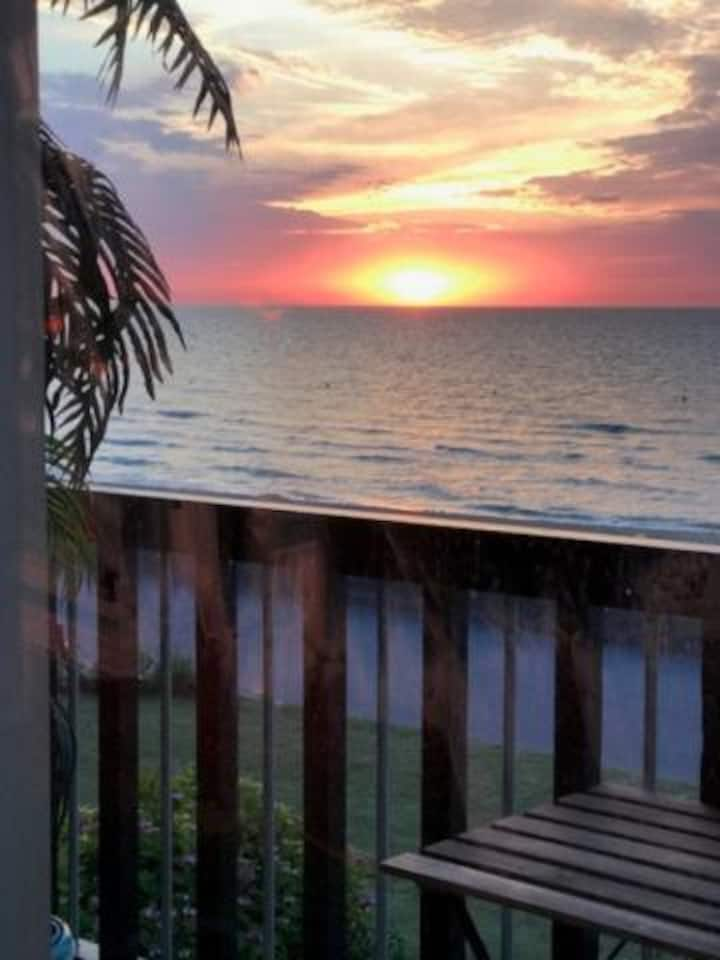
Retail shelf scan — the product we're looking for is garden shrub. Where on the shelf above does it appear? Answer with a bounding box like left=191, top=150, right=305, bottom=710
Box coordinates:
left=69, top=766, right=405, bottom=960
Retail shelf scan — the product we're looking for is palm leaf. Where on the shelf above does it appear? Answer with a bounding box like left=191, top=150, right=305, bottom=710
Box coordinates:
left=42, top=123, right=183, bottom=482
left=46, top=436, right=95, bottom=596
left=49, top=0, right=240, bottom=151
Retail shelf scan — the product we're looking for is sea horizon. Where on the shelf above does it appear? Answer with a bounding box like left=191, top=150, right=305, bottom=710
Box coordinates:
left=171, top=301, right=720, bottom=312
left=92, top=304, right=720, bottom=542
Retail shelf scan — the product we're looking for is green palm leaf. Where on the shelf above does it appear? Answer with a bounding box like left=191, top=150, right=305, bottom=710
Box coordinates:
left=42, top=122, right=184, bottom=482
left=49, top=0, right=240, bottom=151
left=46, top=436, right=94, bottom=596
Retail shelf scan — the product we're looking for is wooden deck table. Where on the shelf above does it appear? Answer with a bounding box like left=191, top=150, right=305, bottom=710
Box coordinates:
left=383, top=783, right=720, bottom=959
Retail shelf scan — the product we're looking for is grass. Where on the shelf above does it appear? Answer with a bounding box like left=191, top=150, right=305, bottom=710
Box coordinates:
left=74, top=692, right=694, bottom=959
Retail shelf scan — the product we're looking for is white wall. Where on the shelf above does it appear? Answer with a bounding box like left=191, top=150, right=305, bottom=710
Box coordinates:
left=0, top=1, right=50, bottom=956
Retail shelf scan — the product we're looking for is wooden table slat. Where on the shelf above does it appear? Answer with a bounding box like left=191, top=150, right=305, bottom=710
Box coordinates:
left=428, top=840, right=720, bottom=934
left=459, top=828, right=720, bottom=906
left=489, top=816, right=720, bottom=882
left=591, top=785, right=720, bottom=823
left=528, top=803, right=720, bottom=860
left=561, top=792, right=720, bottom=841
left=383, top=788, right=720, bottom=959
left=383, top=853, right=720, bottom=960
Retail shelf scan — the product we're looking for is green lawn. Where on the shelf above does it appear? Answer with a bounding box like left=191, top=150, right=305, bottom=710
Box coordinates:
left=74, top=693, right=693, bottom=959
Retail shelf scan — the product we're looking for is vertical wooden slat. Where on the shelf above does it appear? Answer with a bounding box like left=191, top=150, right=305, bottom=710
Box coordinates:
left=193, top=503, right=239, bottom=960
left=554, top=602, right=603, bottom=798
left=302, top=533, right=348, bottom=960
left=158, top=516, right=174, bottom=960
left=421, top=582, right=469, bottom=960
left=643, top=615, right=660, bottom=792
left=642, top=613, right=660, bottom=960
left=502, top=596, right=517, bottom=816
left=97, top=494, right=140, bottom=960
left=701, top=558, right=720, bottom=807
left=262, top=562, right=276, bottom=960
left=553, top=563, right=603, bottom=960
left=375, top=578, right=390, bottom=960
left=502, top=594, right=517, bottom=960
left=66, top=592, right=80, bottom=937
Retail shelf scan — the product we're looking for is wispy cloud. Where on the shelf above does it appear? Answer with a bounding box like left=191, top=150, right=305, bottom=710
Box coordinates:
left=312, top=0, right=679, bottom=57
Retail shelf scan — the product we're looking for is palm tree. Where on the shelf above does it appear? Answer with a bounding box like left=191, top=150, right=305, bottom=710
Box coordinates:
left=45, top=0, right=239, bottom=488
left=43, top=1, right=240, bottom=907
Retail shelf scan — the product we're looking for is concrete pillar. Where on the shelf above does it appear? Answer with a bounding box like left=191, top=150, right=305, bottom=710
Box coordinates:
left=0, top=1, right=50, bottom=958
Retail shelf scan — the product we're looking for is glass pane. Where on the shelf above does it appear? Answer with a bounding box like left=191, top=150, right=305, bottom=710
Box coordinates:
left=36, top=3, right=720, bottom=959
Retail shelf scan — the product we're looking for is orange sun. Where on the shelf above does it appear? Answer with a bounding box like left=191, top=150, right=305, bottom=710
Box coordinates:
left=347, top=256, right=502, bottom=306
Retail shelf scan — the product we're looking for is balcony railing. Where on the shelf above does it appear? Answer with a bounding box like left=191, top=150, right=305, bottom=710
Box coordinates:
left=51, top=487, right=720, bottom=960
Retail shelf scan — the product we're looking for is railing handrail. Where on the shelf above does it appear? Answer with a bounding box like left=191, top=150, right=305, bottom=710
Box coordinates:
left=90, top=480, right=720, bottom=555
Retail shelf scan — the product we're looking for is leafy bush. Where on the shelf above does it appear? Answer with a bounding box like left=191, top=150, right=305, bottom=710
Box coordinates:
left=70, top=767, right=405, bottom=960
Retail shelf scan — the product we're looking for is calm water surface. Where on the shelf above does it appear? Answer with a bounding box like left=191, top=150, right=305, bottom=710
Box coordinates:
left=94, top=306, right=720, bottom=537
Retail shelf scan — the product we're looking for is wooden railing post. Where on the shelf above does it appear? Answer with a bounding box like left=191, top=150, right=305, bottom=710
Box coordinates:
left=421, top=580, right=469, bottom=960
left=156, top=499, right=174, bottom=960
left=552, top=547, right=603, bottom=960
left=375, top=577, right=390, bottom=960
left=192, top=503, right=239, bottom=960
left=262, top=559, right=277, bottom=960
left=96, top=494, right=140, bottom=960
left=302, top=532, right=348, bottom=960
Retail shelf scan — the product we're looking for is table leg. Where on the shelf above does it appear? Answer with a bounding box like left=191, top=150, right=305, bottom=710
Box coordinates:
left=454, top=899, right=492, bottom=960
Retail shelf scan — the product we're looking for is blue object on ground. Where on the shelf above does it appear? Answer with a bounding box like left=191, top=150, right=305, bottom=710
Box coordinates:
left=50, top=916, right=75, bottom=960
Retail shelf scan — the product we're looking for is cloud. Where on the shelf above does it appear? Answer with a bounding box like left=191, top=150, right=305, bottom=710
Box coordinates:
left=613, top=122, right=720, bottom=170
left=529, top=46, right=720, bottom=214
left=40, top=2, right=720, bottom=304
left=531, top=136, right=720, bottom=210
left=658, top=54, right=720, bottom=125
left=40, top=69, right=380, bottom=302
left=314, top=0, right=676, bottom=58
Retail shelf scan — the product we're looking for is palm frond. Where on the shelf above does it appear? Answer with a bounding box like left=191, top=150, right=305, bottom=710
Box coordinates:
left=42, top=123, right=183, bottom=482
left=46, top=436, right=95, bottom=596
left=49, top=0, right=240, bottom=151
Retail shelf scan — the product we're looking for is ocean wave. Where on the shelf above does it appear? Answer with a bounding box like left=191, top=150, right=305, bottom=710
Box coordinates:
left=434, top=443, right=525, bottom=463
left=98, top=455, right=153, bottom=468
left=157, top=409, right=203, bottom=420
left=563, top=420, right=651, bottom=436
left=405, top=482, right=465, bottom=502
left=216, top=464, right=302, bottom=481
left=107, top=437, right=162, bottom=448
left=435, top=443, right=483, bottom=457
left=353, top=453, right=408, bottom=464
left=307, top=437, right=407, bottom=456
left=212, top=443, right=269, bottom=455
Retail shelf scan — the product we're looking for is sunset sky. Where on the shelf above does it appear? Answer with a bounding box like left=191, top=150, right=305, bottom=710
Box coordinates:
left=40, top=0, right=720, bottom=305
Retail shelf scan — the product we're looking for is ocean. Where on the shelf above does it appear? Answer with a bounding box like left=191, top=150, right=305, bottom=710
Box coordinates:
left=95, top=305, right=720, bottom=539
left=86, top=306, right=719, bottom=783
